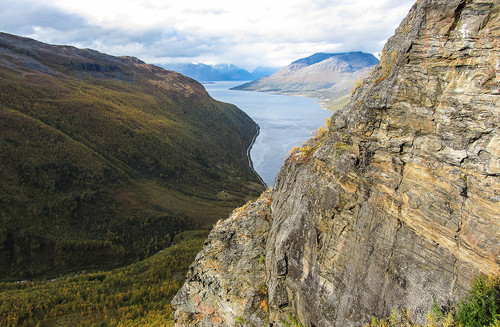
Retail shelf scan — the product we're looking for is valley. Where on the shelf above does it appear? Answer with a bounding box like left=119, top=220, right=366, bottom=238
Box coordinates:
left=204, top=81, right=331, bottom=186
left=0, top=0, right=498, bottom=325
left=0, top=32, right=264, bottom=280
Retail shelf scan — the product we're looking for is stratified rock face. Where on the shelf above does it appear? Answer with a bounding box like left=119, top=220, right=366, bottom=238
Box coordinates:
left=171, top=191, right=273, bottom=326
left=173, top=0, right=500, bottom=326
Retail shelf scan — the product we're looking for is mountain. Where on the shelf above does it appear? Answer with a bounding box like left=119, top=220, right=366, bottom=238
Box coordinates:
left=232, top=51, right=379, bottom=106
left=160, top=63, right=254, bottom=81
left=212, top=64, right=255, bottom=80
left=172, top=0, right=500, bottom=326
left=250, top=66, right=281, bottom=79
left=0, top=32, right=264, bottom=279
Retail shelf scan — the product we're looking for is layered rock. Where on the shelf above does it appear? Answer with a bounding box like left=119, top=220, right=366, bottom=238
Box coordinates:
left=173, top=0, right=500, bottom=325
left=171, top=191, right=273, bottom=325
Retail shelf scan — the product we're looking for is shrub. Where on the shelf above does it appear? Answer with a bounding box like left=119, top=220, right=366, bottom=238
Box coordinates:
left=258, top=254, right=266, bottom=264
left=455, top=275, right=499, bottom=327
left=364, top=275, right=500, bottom=327
left=290, top=144, right=315, bottom=163
left=313, top=126, right=328, bottom=140
left=351, top=77, right=364, bottom=93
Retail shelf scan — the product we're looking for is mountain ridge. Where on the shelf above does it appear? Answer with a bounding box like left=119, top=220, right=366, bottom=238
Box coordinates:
left=231, top=51, right=379, bottom=107
left=0, top=32, right=265, bottom=279
left=289, top=51, right=379, bottom=71
left=159, top=62, right=279, bottom=81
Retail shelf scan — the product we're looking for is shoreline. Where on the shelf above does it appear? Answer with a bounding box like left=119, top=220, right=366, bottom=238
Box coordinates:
left=247, top=124, right=267, bottom=187
left=231, top=88, right=349, bottom=113
left=204, top=81, right=331, bottom=188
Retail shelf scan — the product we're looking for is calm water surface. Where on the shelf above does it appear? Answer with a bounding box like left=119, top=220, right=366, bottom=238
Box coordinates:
left=204, top=81, right=332, bottom=186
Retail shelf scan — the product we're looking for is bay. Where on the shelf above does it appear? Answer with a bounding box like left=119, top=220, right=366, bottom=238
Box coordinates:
left=203, top=81, right=332, bottom=186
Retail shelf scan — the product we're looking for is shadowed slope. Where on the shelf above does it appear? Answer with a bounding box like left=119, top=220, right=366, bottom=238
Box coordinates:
left=0, top=32, right=264, bottom=279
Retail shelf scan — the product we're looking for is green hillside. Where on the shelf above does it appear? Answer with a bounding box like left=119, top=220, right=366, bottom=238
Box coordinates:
left=0, top=32, right=264, bottom=279
left=0, top=230, right=207, bottom=326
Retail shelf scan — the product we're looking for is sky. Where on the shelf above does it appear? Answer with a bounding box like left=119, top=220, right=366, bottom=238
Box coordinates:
left=0, top=0, right=416, bottom=70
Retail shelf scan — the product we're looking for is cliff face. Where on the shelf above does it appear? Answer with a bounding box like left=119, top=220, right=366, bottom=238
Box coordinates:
left=172, top=191, right=273, bottom=326
left=172, top=0, right=500, bottom=326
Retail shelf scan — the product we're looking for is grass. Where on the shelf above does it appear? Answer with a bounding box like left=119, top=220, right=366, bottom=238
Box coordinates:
left=373, top=50, right=398, bottom=84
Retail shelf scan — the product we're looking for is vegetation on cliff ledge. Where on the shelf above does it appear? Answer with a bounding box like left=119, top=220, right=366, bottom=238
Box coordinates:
left=366, top=275, right=500, bottom=327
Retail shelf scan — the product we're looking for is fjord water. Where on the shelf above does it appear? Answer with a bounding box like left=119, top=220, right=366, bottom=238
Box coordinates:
left=204, top=81, right=332, bottom=186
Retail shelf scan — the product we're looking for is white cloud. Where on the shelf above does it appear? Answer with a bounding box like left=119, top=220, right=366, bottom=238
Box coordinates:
left=0, top=0, right=416, bottom=69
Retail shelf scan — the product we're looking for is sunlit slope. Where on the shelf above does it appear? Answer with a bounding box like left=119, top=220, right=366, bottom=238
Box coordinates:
left=0, top=230, right=208, bottom=326
left=233, top=52, right=378, bottom=101
left=0, top=32, right=264, bottom=279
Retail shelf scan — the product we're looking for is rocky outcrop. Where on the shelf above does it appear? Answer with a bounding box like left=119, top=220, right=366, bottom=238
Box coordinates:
left=171, top=191, right=273, bottom=326
left=172, top=0, right=500, bottom=326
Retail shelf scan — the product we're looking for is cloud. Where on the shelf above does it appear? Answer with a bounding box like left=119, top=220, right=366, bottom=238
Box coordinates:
left=0, top=0, right=84, bottom=36
left=0, top=0, right=416, bottom=69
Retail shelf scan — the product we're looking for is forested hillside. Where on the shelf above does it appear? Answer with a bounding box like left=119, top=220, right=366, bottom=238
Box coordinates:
left=0, top=32, right=264, bottom=279
left=0, top=230, right=207, bottom=326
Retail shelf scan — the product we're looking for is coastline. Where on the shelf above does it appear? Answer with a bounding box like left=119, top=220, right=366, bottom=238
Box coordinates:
left=204, top=81, right=331, bottom=187
left=230, top=87, right=350, bottom=113
left=247, top=124, right=267, bottom=187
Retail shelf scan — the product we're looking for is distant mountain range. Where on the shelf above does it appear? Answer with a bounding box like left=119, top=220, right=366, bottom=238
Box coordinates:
left=160, top=63, right=280, bottom=81
left=232, top=51, right=379, bottom=110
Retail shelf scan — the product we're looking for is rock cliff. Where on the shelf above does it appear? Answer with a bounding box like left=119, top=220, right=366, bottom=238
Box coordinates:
left=172, top=0, right=500, bottom=326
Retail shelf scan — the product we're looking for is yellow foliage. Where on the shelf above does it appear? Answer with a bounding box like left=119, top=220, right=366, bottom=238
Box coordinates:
left=324, top=117, right=332, bottom=129
left=301, top=145, right=312, bottom=154
left=373, top=50, right=398, bottom=84
left=313, top=126, right=328, bottom=140
left=289, top=145, right=300, bottom=155
left=351, top=77, right=365, bottom=93
left=0, top=234, right=206, bottom=326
